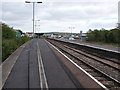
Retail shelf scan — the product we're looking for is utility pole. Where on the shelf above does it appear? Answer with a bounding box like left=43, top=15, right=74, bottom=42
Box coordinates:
left=25, top=1, right=42, bottom=38
left=80, top=30, right=82, bottom=41
left=69, top=27, right=75, bottom=37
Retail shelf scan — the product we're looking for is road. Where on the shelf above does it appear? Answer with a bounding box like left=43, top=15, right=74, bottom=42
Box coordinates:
left=2, top=39, right=80, bottom=89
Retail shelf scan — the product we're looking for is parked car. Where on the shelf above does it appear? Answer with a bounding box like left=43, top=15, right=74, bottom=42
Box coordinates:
left=69, top=37, right=75, bottom=40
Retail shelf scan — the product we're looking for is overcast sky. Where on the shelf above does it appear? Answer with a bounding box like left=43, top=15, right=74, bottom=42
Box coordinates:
left=1, top=0, right=120, bottom=33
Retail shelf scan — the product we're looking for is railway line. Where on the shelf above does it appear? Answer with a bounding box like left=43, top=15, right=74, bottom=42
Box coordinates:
left=2, top=38, right=120, bottom=89
left=46, top=39, right=120, bottom=90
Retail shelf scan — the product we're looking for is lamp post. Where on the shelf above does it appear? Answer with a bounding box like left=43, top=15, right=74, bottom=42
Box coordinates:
left=80, top=30, right=82, bottom=41
left=35, top=20, right=40, bottom=33
left=69, top=27, right=75, bottom=37
left=25, top=1, right=42, bottom=38
left=35, top=20, right=40, bottom=38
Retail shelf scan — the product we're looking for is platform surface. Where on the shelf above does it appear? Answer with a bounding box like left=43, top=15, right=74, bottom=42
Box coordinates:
left=2, top=39, right=78, bottom=88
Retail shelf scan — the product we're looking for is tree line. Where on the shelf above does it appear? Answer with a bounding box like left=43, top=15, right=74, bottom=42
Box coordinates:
left=86, top=28, right=120, bottom=46
left=2, top=23, right=31, bottom=61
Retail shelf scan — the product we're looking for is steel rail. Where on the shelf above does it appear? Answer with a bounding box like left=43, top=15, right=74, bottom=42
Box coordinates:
left=48, top=40, right=120, bottom=89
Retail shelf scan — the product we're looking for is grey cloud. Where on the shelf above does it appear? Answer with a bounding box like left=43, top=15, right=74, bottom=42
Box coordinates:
left=2, top=2, right=32, bottom=21
left=88, top=19, right=117, bottom=29
left=36, top=1, right=117, bottom=22
left=2, top=1, right=118, bottom=33
left=118, top=1, right=120, bottom=23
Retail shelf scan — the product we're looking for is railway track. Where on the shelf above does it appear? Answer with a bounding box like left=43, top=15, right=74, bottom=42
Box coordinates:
left=47, top=39, right=120, bottom=90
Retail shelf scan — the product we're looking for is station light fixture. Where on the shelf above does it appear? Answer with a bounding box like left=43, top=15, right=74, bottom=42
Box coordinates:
left=25, top=1, right=42, bottom=38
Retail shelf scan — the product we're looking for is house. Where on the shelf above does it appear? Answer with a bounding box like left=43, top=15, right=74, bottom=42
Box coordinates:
left=16, top=31, right=21, bottom=37
left=79, top=33, right=87, bottom=41
left=26, top=32, right=33, bottom=37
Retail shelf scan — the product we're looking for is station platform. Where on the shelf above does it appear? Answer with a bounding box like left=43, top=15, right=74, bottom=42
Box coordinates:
left=58, top=39, right=120, bottom=53
left=2, top=38, right=103, bottom=89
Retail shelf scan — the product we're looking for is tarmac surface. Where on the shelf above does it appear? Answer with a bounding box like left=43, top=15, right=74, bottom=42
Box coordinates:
left=2, top=39, right=79, bottom=89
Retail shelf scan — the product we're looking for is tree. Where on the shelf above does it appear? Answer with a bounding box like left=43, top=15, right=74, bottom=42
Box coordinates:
left=2, top=23, right=16, bottom=39
left=86, top=28, right=120, bottom=45
left=16, top=29, right=23, bottom=34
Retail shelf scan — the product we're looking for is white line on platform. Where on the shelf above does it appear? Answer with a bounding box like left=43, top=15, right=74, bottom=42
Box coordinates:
left=37, top=41, right=48, bottom=89
left=45, top=40, right=108, bottom=90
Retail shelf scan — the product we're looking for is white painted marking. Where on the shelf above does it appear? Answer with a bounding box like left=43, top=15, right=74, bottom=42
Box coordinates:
left=37, top=41, right=48, bottom=89
left=37, top=42, right=43, bottom=88
left=45, top=40, right=109, bottom=90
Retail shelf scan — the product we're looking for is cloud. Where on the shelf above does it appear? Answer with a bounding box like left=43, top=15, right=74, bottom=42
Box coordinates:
left=1, top=0, right=119, bottom=33
left=118, top=1, right=120, bottom=23
left=88, top=19, right=117, bottom=29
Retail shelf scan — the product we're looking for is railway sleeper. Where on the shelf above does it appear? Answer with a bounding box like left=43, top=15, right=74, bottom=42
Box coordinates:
left=101, top=81, right=117, bottom=88
left=84, top=68, right=94, bottom=72
left=79, top=65, right=90, bottom=69
left=89, top=72, right=103, bottom=77
left=48, top=40, right=120, bottom=89
left=110, top=87, right=120, bottom=90
left=94, top=77, right=107, bottom=81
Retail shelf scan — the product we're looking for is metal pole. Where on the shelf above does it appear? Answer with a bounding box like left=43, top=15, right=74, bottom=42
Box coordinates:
left=33, top=2, right=35, bottom=38
left=25, top=1, right=42, bottom=38
left=35, top=21, right=36, bottom=34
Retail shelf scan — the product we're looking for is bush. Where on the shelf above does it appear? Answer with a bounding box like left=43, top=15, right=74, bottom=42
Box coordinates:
left=86, top=28, right=120, bottom=46
left=2, top=39, right=17, bottom=61
left=2, top=23, right=16, bottom=39
left=2, top=36, right=31, bottom=62
left=2, top=23, right=31, bottom=62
